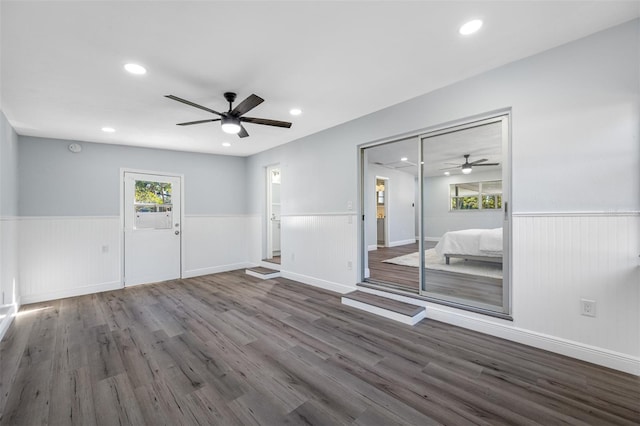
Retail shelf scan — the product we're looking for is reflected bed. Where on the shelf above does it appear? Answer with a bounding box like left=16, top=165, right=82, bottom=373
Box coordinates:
left=434, top=228, right=503, bottom=265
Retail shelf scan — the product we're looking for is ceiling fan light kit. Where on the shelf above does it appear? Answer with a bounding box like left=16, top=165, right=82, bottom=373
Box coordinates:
left=166, top=92, right=292, bottom=139
left=221, top=116, right=241, bottom=134
left=440, top=154, right=500, bottom=174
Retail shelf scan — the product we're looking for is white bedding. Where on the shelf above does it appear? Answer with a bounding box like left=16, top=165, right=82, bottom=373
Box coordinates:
left=434, top=228, right=503, bottom=258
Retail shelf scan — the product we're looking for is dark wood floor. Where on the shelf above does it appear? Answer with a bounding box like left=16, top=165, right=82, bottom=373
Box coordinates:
left=368, top=243, right=503, bottom=307
left=1, top=270, right=638, bottom=425
left=263, top=255, right=281, bottom=265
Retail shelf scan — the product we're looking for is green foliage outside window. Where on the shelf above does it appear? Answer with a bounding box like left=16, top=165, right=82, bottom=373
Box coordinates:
left=135, top=181, right=172, bottom=206
left=450, top=181, right=502, bottom=211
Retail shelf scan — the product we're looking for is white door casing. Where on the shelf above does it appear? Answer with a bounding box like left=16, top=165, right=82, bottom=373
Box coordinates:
left=266, top=165, right=281, bottom=259
left=123, top=172, right=182, bottom=287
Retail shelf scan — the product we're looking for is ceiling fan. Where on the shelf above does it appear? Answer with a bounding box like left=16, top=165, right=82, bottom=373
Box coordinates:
left=441, top=154, right=499, bottom=174
left=165, top=92, right=292, bottom=138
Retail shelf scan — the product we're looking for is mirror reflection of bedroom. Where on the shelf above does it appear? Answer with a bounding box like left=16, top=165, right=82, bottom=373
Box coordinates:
left=363, top=115, right=509, bottom=315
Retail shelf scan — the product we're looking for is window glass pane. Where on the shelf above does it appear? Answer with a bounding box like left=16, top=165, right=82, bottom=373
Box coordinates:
left=134, top=180, right=172, bottom=229
left=450, top=182, right=479, bottom=197
left=482, top=180, right=502, bottom=195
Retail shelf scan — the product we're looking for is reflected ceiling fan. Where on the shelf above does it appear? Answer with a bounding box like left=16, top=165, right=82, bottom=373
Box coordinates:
left=441, top=154, right=499, bottom=174
left=165, top=92, right=292, bottom=138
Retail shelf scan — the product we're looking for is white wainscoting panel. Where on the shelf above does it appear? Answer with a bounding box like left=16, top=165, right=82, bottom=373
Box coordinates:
left=512, top=213, right=640, bottom=359
left=182, top=215, right=253, bottom=278
left=19, top=217, right=121, bottom=304
left=281, top=214, right=358, bottom=294
left=0, top=217, right=19, bottom=341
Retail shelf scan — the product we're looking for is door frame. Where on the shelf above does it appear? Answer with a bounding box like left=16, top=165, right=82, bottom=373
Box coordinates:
left=375, top=176, right=390, bottom=247
left=357, top=108, right=512, bottom=318
left=120, top=168, right=185, bottom=287
left=265, top=164, right=280, bottom=260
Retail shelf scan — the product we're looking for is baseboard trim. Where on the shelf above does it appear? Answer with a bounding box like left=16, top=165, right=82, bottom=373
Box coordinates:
left=21, top=281, right=123, bottom=305
left=280, top=271, right=354, bottom=294
left=388, top=239, right=416, bottom=248
left=183, top=262, right=253, bottom=279
left=426, top=305, right=640, bottom=376
left=367, top=245, right=378, bottom=251
left=0, top=304, right=18, bottom=342
left=357, top=287, right=639, bottom=375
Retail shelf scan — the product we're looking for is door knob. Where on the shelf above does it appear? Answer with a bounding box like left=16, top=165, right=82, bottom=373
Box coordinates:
left=175, top=230, right=180, bottom=235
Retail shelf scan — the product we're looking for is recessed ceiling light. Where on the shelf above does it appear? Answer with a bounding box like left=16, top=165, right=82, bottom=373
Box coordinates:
left=459, top=19, right=483, bottom=35
left=222, top=142, right=231, bottom=147
left=444, top=171, right=451, bottom=176
left=400, top=157, right=408, bottom=162
left=124, top=63, right=147, bottom=75
left=101, top=127, right=115, bottom=133
left=289, top=108, right=302, bottom=116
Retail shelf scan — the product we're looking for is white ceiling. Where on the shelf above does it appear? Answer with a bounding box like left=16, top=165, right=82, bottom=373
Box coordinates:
left=2, top=1, right=638, bottom=157
left=365, top=120, right=502, bottom=177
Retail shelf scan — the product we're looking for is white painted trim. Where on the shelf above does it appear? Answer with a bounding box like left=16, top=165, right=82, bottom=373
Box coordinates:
left=388, top=238, right=416, bottom=248
left=512, top=211, right=640, bottom=217
left=280, top=270, right=354, bottom=294
left=425, top=304, right=640, bottom=376
left=341, top=297, right=426, bottom=326
left=21, top=281, right=122, bottom=305
left=246, top=269, right=281, bottom=280
left=0, top=304, right=18, bottom=342
left=356, top=286, right=640, bottom=375
left=367, top=244, right=378, bottom=251
left=185, top=214, right=260, bottom=218
left=17, top=215, right=119, bottom=221
left=182, top=262, right=253, bottom=279
left=280, top=212, right=358, bottom=217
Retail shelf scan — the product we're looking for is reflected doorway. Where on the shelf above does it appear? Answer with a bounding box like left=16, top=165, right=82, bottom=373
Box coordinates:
left=265, top=165, right=281, bottom=264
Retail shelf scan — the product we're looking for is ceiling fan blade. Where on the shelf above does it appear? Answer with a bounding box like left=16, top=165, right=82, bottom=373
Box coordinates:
left=176, top=118, right=221, bottom=126
left=474, top=163, right=500, bottom=166
left=230, top=94, right=264, bottom=117
left=438, top=166, right=460, bottom=171
left=237, top=125, right=249, bottom=138
left=165, top=95, right=223, bottom=116
left=241, top=117, right=292, bottom=128
left=469, top=158, right=489, bottom=165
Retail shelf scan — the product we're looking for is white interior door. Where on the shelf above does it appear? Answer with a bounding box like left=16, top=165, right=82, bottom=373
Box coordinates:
left=124, top=172, right=181, bottom=286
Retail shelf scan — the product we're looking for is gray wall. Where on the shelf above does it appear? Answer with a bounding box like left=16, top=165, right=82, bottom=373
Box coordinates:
left=1, top=111, right=18, bottom=216
left=18, top=136, right=248, bottom=216
left=247, top=19, right=640, bottom=215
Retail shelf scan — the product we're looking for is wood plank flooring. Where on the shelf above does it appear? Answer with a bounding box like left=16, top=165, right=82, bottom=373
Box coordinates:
left=1, top=270, right=638, bottom=425
left=368, top=243, right=503, bottom=307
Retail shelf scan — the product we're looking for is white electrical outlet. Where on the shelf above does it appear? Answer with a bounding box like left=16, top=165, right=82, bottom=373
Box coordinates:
left=347, top=201, right=353, bottom=210
left=347, top=261, right=353, bottom=270
left=581, top=299, right=596, bottom=317
left=102, top=245, right=109, bottom=253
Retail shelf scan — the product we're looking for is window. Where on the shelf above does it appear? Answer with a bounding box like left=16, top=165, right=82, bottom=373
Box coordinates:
left=450, top=180, right=502, bottom=211
left=134, top=180, right=173, bottom=229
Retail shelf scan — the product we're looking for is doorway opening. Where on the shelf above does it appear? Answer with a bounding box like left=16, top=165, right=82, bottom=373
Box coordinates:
left=122, top=171, right=182, bottom=287
left=265, top=165, right=281, bottom=265
left=375, top=177, right=388, bottom=247
left=362, top=137, right=419, bottom=292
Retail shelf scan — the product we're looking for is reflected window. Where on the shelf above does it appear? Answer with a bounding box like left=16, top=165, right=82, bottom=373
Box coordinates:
left=450, top=180, right=502, bottom=211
